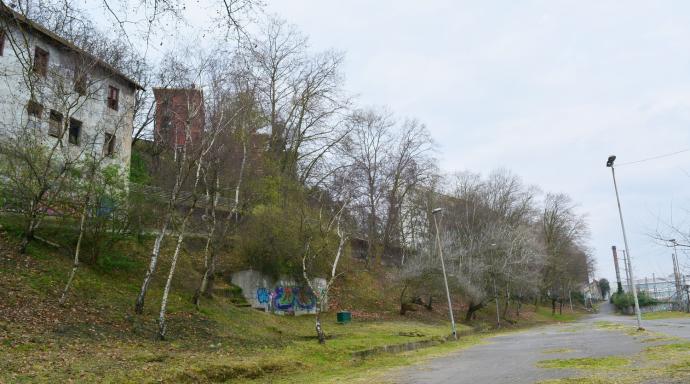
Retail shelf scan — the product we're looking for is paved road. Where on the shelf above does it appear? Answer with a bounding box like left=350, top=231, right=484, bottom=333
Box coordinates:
left=390, top=304, right=690, bottom=384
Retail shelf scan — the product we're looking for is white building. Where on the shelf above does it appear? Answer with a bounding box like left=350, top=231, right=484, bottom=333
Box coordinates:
left=0, top=4, right=142, bottom=170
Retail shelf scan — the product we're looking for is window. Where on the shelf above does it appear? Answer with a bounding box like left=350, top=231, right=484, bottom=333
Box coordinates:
left=0, top=29, right=5, bottom=56
left=74, top=66, right=87, bottom=95
left=107, top=86, right=119, bottom=110
left=33, top=47, right=49, bottom=77
left=48, top=110, right=63, bottom=137
left=68, top=118, right=82, bottom=145
left=26, top=99, right=43, bottom=118
left=103, top=133, right=116, bottom=157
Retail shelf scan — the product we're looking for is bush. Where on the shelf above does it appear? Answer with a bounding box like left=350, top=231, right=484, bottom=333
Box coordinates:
left=570, top=291, right=585, bottom=305
left=238, top=205, right=305, bottom=279
left=611, top=291, right=657, bottom=310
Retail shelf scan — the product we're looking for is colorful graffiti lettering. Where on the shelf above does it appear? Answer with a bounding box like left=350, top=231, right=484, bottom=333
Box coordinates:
left=273, top=286, right=295, bottom=311
left=258, top=286, right=317, bottom=313
left=294, top=287, right=316, bottom=310
left=256, top=287, right=270, bottom=304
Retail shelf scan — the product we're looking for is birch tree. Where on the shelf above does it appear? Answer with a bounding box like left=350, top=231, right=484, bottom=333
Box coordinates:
left=156, top=51, right=241, bottom=339
left=134, top=50, right=209, bottom=315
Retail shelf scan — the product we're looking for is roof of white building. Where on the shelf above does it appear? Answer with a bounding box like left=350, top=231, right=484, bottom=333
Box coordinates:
left=0, top=2, right=144, bottom=90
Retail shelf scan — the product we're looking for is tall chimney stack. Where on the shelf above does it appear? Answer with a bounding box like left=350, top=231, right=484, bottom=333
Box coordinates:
left=612, top=246, right=624, bottom=294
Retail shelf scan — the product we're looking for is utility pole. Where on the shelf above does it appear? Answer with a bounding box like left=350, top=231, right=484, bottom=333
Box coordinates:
left=612, top=246, right=624, bottom=294
left=653, top=273, right=658, bottom=300
left=683, top=276, right=690, bottom=313
left=672, top=249, right=682, bottom=308
left=606, top=155, right=643, bottom=330
left=432, top=208, right=457, bottom=340
left=662, top=238, right=690, bottom=309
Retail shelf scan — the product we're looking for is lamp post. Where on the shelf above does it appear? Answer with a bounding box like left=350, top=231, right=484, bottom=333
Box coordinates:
left=606, top=155, right=643, bottom=330
left=432, top=208, right=457, bottom=340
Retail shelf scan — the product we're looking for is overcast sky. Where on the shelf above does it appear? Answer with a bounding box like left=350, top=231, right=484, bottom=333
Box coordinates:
left=259, top=0, right=690, bottom=283
left=86, top=0, right=690, bottom=282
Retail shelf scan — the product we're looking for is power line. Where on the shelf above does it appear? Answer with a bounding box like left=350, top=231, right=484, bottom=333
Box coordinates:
left=617, top=148, right=690, bottom=167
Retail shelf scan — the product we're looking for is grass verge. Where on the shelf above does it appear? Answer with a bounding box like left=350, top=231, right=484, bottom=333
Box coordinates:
left=642, top=311, right=690, bottom=320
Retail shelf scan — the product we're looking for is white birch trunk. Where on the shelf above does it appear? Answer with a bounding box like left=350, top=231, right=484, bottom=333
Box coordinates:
left=59, top=197, right=89, bottom=305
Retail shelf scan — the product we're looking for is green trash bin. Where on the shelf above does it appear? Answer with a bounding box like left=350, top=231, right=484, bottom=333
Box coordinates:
left=336, top=311, right=352, bottom=324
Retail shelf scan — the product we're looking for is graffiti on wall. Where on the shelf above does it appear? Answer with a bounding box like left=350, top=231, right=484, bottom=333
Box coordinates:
left=256, top=287, right=270, bottom=305
left=256, top=286, right=317, bottom=314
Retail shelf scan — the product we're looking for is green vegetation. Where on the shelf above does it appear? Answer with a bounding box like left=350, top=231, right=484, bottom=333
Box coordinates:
left=129, top=149, right=152, bottom=185
left=610, top=291, right=657, bottom=311
left=537, top=378, right=616, bottom=384
left=537, top=356, right=630, bottom=370
left=0, top=216, right=589, bottom=383
left=542, top=348, right=575, bottom=354
left=642, top=311, right=690, bottom=320
left=534, top=306, right=582, bottom=323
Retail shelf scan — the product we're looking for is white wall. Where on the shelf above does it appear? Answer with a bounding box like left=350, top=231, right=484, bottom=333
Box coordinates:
left=0, top=21, right=136, bottom=171
left=230, top=269, right=328, bottom=316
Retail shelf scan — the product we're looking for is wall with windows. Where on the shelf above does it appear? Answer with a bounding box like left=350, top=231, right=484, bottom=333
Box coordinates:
left=0, top=18, right=137, bottom=172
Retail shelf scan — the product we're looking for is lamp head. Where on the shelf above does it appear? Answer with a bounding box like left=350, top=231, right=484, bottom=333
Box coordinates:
left=606, top=155, right=616, bottom=167
left=432, top=208, right=443, bottom=215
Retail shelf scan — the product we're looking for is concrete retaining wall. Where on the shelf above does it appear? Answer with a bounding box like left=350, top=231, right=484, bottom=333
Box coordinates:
left=230, top=270, right=327, bottom=316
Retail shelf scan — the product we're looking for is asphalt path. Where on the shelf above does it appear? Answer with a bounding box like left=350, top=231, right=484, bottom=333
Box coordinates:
left=390, top=303, right=690, bottom=384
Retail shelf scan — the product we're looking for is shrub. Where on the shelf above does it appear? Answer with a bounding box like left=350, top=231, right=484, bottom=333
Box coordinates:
left=611, top=291, right=657, bottom=310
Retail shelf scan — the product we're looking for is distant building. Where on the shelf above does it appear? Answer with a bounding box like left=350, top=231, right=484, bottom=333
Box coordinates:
left=582, top=280, right=603, bottom=302
left=631, top=274, right=690, bottom=301
left=0, top=4, right=142, bottom=170
left=153, top=87, right=204, bottom=149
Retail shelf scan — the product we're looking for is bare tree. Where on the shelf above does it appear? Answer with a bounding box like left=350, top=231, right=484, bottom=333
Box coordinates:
left=246, top=16, right=347, bottom=182
left=301, top=166, right=354, bottom=344
left=134, top=50, right=210, bottom=315
left=381, top=119, right=435, bottom=261
left=342, top=108, right=393, bottom=267
left=155, top=51, right=243, bottom=339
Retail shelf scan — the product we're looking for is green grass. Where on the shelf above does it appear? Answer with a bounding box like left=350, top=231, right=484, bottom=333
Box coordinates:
left=537, top=378, right=615, bottom=384
left=542, top=348, right=575, bottom=354
left=642, top=311, right=690, bottom=320
left=0, top=215, right=592, bottom=383
left=534, top=306, right=583, bottom=323
left=537, top=356, right=630, bottom=370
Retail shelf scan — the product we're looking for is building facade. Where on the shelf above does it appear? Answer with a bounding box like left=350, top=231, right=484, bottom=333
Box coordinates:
left=0, top=5, right=142, bottom=171
left=153, top=87, right=204, bottom=150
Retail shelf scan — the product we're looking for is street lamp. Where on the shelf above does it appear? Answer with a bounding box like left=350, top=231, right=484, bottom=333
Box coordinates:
left=432, top=207, right=457, bottom=340
left=606, top=155, right=643, bottom=330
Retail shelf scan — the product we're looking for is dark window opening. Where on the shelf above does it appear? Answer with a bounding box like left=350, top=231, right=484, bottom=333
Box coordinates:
left=48, top=110, right=63, bottom=137
left=74, top=66, right=87, bottom=95
left=107, top=86, right=119, bottom=110
left=0, top=29, right=5, bottom=56
left=68, top=118, right=82, bottom=145
left=103, top=133, right=116, bottom=157
left=26, top=99, right=43, bottom=118
left=33, top=47, right=49, bottom=77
